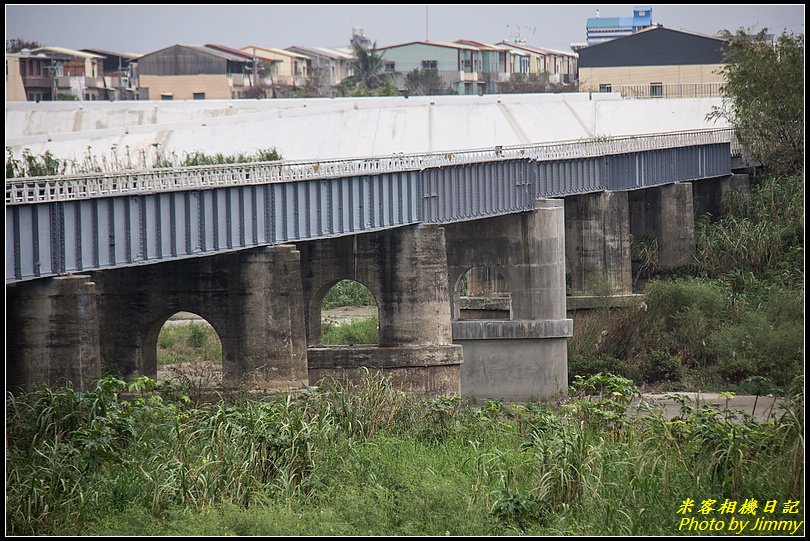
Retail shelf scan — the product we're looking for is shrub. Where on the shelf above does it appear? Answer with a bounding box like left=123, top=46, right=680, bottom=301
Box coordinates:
left=636, top=350, right=684, bottom=384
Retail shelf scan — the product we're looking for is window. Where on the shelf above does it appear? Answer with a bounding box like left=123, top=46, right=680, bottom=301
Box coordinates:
left=598, top=83, right=612, bottom=93
left=193, top=92, right=205, bottom=100
left=160, top=93, right=173, bottom=100
left=421, top=60, right=437, bottom=70
left=384, top=61, right=395, bottom=72
left=650, top=82, right=663, bottom=97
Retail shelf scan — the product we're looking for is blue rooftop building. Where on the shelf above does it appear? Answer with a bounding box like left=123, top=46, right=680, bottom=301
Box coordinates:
left=586, top=6, right=654, bottom=46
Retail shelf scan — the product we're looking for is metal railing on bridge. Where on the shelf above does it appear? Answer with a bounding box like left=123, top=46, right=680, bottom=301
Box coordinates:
left=6, top=128, right=741, bottom=283
left=6, top=128, right=739, bottom=205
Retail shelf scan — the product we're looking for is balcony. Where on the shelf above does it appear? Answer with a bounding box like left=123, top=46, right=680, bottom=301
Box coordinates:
left=21, top=76, right=52, bottom=89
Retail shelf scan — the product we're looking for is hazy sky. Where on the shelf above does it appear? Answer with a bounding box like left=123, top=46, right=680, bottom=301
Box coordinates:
left=5, top=4, right=805, bottom=54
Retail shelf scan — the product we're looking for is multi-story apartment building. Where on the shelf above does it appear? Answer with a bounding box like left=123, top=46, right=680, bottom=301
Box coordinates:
left=285, top=46, right=354, bottom=93
left=455, top=40, right=530, bottom=94
left=374, top=40, right=485, bottom=95
left=80, top=48, right=139, bottom=100
left=6, top=50, right=58, bottom=101
left=31, top=46, right=108, bottom=100
left=137, top=44, right=254, bottom=100
left=240, top=45, right=310, bottom=88
left=497, top=42, right=579, bottom=85
left=586, top=6, right=654, bottom=46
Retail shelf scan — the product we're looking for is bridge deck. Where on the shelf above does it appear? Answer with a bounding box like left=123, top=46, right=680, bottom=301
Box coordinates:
left=6, top=128, right=740, bottom=283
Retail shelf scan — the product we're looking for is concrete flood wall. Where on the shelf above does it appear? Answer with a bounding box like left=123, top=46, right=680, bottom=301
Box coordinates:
left=6, top=95, right=727, bottom=164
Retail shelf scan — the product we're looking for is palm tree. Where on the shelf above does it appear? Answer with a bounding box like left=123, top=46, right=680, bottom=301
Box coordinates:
left=349, top=41, right=388, bottom=91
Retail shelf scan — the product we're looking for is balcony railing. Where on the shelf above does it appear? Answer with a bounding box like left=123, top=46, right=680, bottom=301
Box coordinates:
left=591, top=83, right=724, bottom=99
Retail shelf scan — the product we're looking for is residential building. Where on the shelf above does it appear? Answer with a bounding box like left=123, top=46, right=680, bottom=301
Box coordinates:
left=81, top=48, right=139, bottom=100
left=240, top=45, right=310, bottom=88
left=6, top=50, right=57, bottom=101
left=137, top=44, right=254, bottom=100
left=586, top=6, right=655, bottom=46
left=32, top=46, right=108, bottom=100
left=455, top=40, right=529, bottom=94
left=285, top=46, right=354, bottom=93
left=374, top=40, right=484, bottom=95
left=497, top=42, right=579, bottom=85
left=577, top=26, right=727, bottom=98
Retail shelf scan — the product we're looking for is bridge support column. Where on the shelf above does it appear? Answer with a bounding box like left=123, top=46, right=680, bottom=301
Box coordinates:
left=445, top=199, right=573, bottom=401
left=7, top=275, right=101, bottom=391
left=691, top=173, right=751, bottom=220
left=235, top=245, right=309, bottom=390
left=302, top=225, right=463, bottom=397
left=629, top=183, right=695, bottom=268
left=93, top=245, right=309, bottom=392
left=564, top=191, right=632, bottom=294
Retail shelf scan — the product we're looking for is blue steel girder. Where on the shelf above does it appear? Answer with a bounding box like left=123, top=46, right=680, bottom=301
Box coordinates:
left=5, top=135, right=733, bottom=283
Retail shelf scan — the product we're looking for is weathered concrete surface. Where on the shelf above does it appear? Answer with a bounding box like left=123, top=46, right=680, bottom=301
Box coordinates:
left=308, top=345, right=463, bottom=397
left=444, top=199, right=572, bottom=400
left=5, top=94, right=728, bottom=164
left=454, top=338, right=569, bottom=402
left=457, top=295, right=511, bottom=320
left=299, top=224, right=462, bottom=396
left=629, top=183, right=696, bottom=268
left=565, top=191, right=632, bottom=294
left=691, top=173, right=751, bottom=220
left=90, top=244, right=309, bottom=390
left=7, top=275, right=101, bottom=390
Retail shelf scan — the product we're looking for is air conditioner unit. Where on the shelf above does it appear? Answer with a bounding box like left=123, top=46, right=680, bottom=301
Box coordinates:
left=120, top=76, right=130, bottom=87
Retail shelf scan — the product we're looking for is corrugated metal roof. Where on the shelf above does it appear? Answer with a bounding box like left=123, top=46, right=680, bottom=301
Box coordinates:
left=205, top=44, right=255, bottom=60
left=186, top=45, right=249, bottom=62
left=80, top=48, right=140, bottom=60
left=578, top=27, right=726, bottom=68
left=32, top=46, right=105, bottom=59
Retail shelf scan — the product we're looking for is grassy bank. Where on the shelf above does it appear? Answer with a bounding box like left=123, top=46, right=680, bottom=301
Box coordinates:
left=570, top=173, right=804, bottom=393
left=6, top=372, right=804, bottom=536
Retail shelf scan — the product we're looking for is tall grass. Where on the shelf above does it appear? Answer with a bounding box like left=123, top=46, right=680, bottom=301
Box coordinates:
left=6, top=372, right=804, bottom=536
left=5, top=145, right=283, bottom=178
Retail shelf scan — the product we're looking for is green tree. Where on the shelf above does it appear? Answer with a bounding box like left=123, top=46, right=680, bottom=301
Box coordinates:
left=5, top=38, right=41, bottom=53
left=404, top=69, right=455, bottom=96
left=339, top=42, right=398, bottom=97
left=708, top=29, right=804, bottom=175
left=498, top=72, right=550, bottom=93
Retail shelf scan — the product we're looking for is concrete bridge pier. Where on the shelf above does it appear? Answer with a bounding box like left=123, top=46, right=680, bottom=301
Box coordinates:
left=445, top=199, right=573, bottom=401
left=7, top=275, right=102, bottom=391
left=564, top=190, right=632, bottom=295
left=691, top=173, right=751, bottom=220
left=91, top=245, right=309, bottom=391
left=300, top=224, right=463, bottom=396
left=629, top=182, right=696, bottom=269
